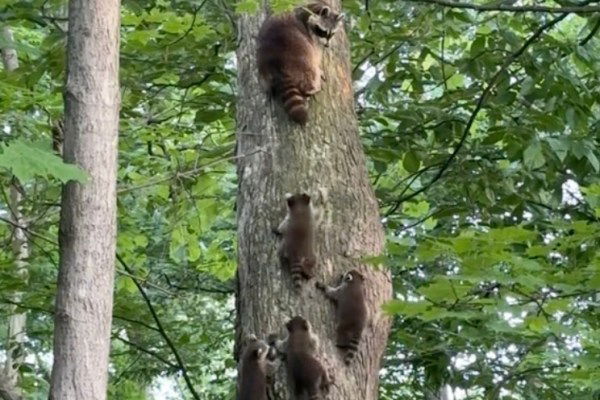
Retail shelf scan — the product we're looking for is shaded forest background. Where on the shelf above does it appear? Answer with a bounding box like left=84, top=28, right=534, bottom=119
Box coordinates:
left=1, top=0, right=600, bottom=398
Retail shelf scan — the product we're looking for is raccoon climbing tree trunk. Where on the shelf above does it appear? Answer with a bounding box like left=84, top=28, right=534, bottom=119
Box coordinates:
left=235, top=2, right=392, bottom=399
left=49, top=0, right=120, bottom=399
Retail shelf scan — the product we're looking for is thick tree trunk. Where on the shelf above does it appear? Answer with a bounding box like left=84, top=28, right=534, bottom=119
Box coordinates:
left=235, top=2, right=392, bottom=399
left=1, top=26, right=26, bottom=400
left=49, top=1, right=120, bottom=399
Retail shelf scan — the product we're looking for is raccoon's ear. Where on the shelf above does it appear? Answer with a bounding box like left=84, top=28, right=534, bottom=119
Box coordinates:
left=287, top=196, right=296, bottom=208
left=320, top=6, right=330, bottom=17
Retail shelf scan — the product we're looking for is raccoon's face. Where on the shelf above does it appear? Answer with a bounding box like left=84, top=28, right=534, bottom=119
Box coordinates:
left=243, top=334, right=270, bottom=363
left=286, top=193, right=312, bottom=218
left=306, top=3, right=344, bottom=45
left=343, top=269, right=365, bottom=285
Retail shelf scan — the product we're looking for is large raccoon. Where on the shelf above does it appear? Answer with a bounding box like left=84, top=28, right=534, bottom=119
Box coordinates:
left=316, top=270, right=367, bottom=364
left=257, top=2, right=344, bottom=125
left=275, top=316, right=331, bottom=399
left=237, top=334, right=275, bottom=400
left=276, top=193, right=316, bottom=290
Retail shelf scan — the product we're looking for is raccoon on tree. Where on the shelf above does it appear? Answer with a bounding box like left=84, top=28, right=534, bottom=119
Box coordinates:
left=257, top=1, right=344, bottom=125
left=237, top=334, right=277, bottom=400
left=275, top=193, right=317, bottom=290
left=316, top=269, right=368, bottom=365
left=272, top=316, right=332, bottom=400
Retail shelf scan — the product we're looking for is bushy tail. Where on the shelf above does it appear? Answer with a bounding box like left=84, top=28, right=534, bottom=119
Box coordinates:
left=341, top=337, right=361, bottom=365
left=279, top=79, right=308, bottom=125
left=290, top=262, right=305, bottom=290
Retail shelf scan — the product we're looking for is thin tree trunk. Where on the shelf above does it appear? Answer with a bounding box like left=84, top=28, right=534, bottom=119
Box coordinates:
left=1, top=26, right=27, bottom=400
left=49, top=0, right=120, bottom=399
left=235, top=1, right=392, bottom=399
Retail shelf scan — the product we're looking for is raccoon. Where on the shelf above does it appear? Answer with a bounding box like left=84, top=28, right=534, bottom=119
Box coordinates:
left=237, top=334, right=275, bottom=400
left=316, top=270, right=367, bottom=365
left=276, top=316, right=331, bottom=399
left=257, top=1, right=344, bottom=124
left=276, top=193, right=316, bottom=290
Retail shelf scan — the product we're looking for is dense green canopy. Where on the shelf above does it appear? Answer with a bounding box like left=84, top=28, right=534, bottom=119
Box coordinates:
left=1, top=0, right=599, bottom=398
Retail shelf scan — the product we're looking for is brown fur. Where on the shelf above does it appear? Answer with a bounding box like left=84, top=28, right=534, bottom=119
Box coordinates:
left=277, top=193, right=316, bottom=290
left=237, top=335, right=273, bottom=400
left=316, top=270, right=367, bottom=364
left=257, top=2, right=344, bottom=125
left=282, top=317, right=330, bottom=399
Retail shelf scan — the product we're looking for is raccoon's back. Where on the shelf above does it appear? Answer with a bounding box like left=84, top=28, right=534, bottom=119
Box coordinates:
left=257, top=16, right=314, bottom=68
left=257, top=17, right=317, bottom=124
left=238, top=366, right=267, bottom=400
left=287, top=352, right=324, bottom=386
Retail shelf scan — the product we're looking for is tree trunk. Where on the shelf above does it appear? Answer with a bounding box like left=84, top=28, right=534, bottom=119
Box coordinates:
left=235, top=2, right=392, bottom=399
left=1, top=26, right=27, bottom=400
left=49, top=0, right=120, bottom=399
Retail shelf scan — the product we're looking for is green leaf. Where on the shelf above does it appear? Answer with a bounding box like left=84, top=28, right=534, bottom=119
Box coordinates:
left=235, top=0, right=259, bottom=13
left=446, top=74, right=464, bottom=90
left=402, top=151, right=420, bottom=173
left=0, top=139, right=87, bottom=183
left=523, top=141, right=545, bottom=169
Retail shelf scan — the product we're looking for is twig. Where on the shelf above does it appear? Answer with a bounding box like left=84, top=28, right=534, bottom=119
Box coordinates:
left=403, top=0, right=600, bottom=14
left=165, top=0, right=208, bottom=47
left=116, top=254, right=201, bottom=400
left=113, top=336, right=178, bottom=369
left=117, top=147, right=265, bottom=194
left=579, top=18, right=600, bottom=45
left=396, top=13, right=569, bottom=204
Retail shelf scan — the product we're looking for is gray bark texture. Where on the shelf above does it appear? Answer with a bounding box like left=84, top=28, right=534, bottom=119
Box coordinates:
left=49, top=0, right=121, bottom=399
left=1, top=25, right=26, bottom=400
left=235, top=1, right=392, bottom=399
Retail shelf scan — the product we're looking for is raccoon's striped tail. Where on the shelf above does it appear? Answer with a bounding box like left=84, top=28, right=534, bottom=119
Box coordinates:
left=279, top=80, right=308, bottom=125
left=290, top=262, right=305, bottom=290
left=339, top=338, right=361, bottom=365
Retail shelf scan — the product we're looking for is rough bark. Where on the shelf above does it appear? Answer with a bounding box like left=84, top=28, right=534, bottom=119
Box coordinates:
left=49, top=1, right=120, bottom=399
left=1, top=26, right=26, bottom=400
left=235, top=2, right=392, bottom=399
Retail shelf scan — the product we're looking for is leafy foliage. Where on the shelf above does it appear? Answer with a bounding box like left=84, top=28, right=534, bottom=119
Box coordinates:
left=1, top=0, right=600, bottom=399
left=0, top=139, right=87, bottom=183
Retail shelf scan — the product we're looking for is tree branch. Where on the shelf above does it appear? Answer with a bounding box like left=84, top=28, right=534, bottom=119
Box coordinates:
left=396, top=13, right=569, bottom=204
left=579, top=18, right=600, bottom=45
left=117, top=147, right=265, bottom=194
left=113, top=336, right=178, bottom=370
left=403, top=0, right=600, bottom=14
left=115, top=254, right=201, bottom=400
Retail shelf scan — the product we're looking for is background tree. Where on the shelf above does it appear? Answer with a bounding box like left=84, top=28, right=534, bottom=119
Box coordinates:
left=1, top=25, right=27, bottom=400
left=48, top=0, right=121, bottom=398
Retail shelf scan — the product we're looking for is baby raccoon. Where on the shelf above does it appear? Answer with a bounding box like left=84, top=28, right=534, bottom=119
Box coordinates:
left=237, top=334, right=276, bottom=400
left=316, top=270, right=367, bottom=364
left=257, top=1, right=344, bottom=124
left=274, top=316, right=331, bottom=400
left=276, top=193, right=317, bottom=290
